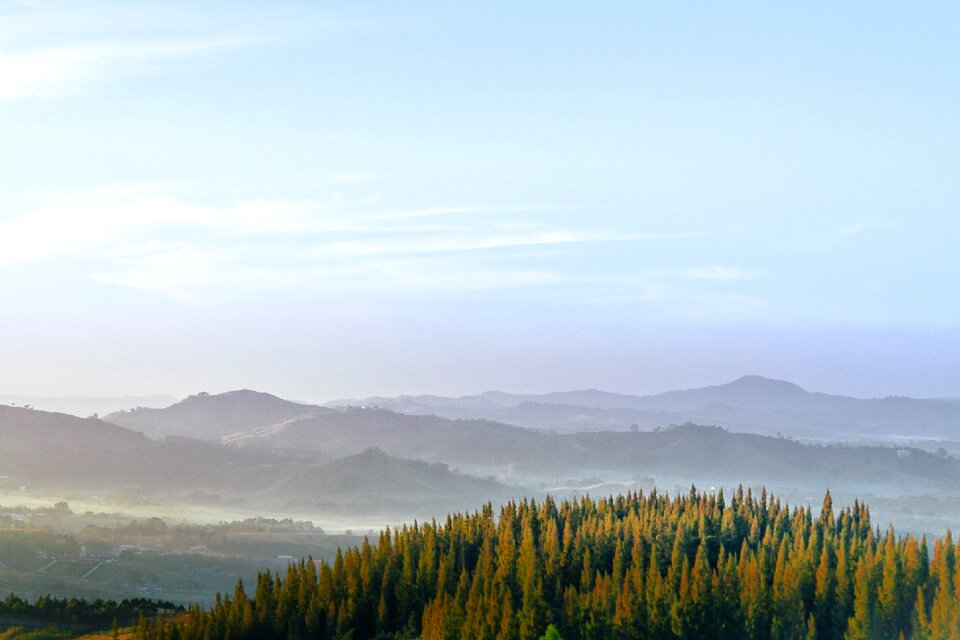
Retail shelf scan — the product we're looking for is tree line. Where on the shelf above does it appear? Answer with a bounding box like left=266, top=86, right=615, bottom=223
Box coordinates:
left=0, top=593, right=181, bottom=625
left=133, top=488, right=960, bottom=639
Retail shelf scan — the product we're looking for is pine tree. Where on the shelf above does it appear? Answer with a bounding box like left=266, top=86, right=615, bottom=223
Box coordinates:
left=539, top=623, right=563, bottom=640
left=132, top=490, right=960, bottom=640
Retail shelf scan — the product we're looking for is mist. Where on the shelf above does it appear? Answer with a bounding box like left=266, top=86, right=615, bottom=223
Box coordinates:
left=2, top=1, right=959, bottom=637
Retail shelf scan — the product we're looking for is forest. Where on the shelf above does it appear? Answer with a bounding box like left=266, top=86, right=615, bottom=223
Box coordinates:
left=130, top=488, right=960, bottom=640
left=0, top=594, right=180, bottom=625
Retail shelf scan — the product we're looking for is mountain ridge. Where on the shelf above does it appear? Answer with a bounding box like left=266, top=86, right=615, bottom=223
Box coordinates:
left=143, top=391, right=960, bottom=496
left=105, top=389, right=331, bottom=440
left=328, top=375, right=960, bottom=440
left=0, top=405, right=518, bottom=517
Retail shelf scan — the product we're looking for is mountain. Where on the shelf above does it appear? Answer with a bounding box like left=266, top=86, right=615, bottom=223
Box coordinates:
left=0, top=404, right=274, bottom=492
left=223, top=406, right=548, bottom=464
left=254, top=447, right=517, bottom=515
left=331, top=375, right=960, bottom=441
left=0, top=394, right=177, bottom=418
left=0, top=405, right=518, bottom=517
left=213, top=400, right=960, bottom=497
left=93, top=387, right=960, bottom=497
left=12, top=388, right=960, bottom=524
left=640, top=375, right=829, bottom=411
left=105, top=390, right=331, bottom=440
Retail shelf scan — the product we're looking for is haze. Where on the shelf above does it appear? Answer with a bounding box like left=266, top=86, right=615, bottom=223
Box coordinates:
left=2, top=1, right=958, bottom=401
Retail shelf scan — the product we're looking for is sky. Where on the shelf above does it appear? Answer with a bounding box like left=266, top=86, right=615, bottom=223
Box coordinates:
left=1, top=1, right=958, bottom=401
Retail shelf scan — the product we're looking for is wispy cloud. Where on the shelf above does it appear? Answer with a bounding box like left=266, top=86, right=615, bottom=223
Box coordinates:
left=0, top=195, right=316, bottom=264
left=0, top=48, right=87, bottom=101
left=89, top=242, right=573, bottom=300
left=0, top=187, right=700, bottom=300
left=0, top=0, right=264, bottom=103
left=365, top=205, right=562, bottom=221
left=310, top=229, right=690, bottom=258
left=0, top=37, right=257, bottom=101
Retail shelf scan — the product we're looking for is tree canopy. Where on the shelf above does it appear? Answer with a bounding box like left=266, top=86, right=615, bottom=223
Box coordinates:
left=136, top=488, right=960, bottom=639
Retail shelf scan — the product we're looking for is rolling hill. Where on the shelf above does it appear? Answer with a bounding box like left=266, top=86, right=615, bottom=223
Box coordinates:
left=9, top=390, right=960, bottom=527
left=0, top=405, right=518, bottom=516
left=154, top=391, right=960, bottom=496
left=105, top=390, right=331, bottom=440
left=252, top=447, right=518, bottom=515
left=332, top=375, right=960, bottom=441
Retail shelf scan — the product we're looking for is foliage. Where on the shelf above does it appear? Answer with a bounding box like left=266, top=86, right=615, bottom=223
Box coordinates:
left=134, top=488, right=960, bottom=639
left=539, top=624, right=563, bottom=640
left=0, top=593, right=181, bottom=625
left=0, top=627, right=73, bottom=640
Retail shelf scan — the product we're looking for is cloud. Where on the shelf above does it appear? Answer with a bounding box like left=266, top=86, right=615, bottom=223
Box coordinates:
left=0, top=186, right=703, bottom=300
left=0, top=48, right=90, bottom=100
left=90, top=244, right=245, bottom=300
left=0, top=188, right=689, bottom=261
left=310, top=229, right=689, bottom=258
left=365, top=205, right=556, bottom=221
left=0, top=38, right=257, bottom=101
left=0, top=0, right=362, bottom=103
left=89, top=242, right=572, bottom=300
left=0, top=195, right=314, bottom=264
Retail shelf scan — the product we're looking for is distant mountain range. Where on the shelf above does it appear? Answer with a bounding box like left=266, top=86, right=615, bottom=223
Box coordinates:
left=328, top=375, right=960, bottom=441
left=102, top=376, right=960, bottom=444
left=0, top=405, right=516, bottom=517
left=4, top=379, right=959, bottom=526
left=101, top=387, right=960, bottom=498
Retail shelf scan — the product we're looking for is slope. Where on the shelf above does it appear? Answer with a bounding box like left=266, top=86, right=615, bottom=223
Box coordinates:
left=0, top=406, right=519, bottom=517
left=105, top=390, right=330, bottom=440
left=332, top=375, right=960, bottom=440
left=220, top=404, right=960, bottom=496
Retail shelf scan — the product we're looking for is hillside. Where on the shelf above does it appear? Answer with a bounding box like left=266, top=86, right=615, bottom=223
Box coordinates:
left=0, top=405, right=163, bottom=489
left=0, top=405, right=307, bottom=494
left=216, top=401, right=960, bottom=496
left=105, top=390, right=330, bottom=440
left=21, top=387, right=960, bottom=518
left=253, top=447, right=517, bottom=516
left=0, top=406, right=517, bottom=517
left=224, top=406, right=548, bottom=462
left=96, top=388, right=960, bottom=498
left=333, top=375, right=960, bottom=440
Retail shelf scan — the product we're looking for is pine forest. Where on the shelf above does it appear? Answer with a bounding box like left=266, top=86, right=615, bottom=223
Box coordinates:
left=136, top=488, right=960, bottom=640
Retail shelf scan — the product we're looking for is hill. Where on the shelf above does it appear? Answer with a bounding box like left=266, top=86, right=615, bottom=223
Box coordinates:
left=10, top=394, right=960, bottom=528
left=96, top=388, right=960, bottom=498
left=223, top=406, right=549, bottom=464
left=0, top=406, right=517, bottom=517
left=0, top=405, right=311, bottom=495
left=104, top=390, right=330, bottom=440
left=253, top=447, right=517, bottom=516
left=332, top=375, right=960, bottom=441
left=218, top=403, right=960, bottom=496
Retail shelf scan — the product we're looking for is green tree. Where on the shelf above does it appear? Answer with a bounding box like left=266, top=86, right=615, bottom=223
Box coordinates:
left=539, top=623, right=563, bottom=640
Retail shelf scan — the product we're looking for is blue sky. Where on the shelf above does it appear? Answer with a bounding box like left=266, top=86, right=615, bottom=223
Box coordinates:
left=1, top=1, right=958, bottom=399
